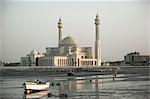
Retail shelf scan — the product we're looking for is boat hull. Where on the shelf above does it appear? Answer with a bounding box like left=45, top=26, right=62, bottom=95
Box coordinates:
left=23, top=82, right=50, bottom=93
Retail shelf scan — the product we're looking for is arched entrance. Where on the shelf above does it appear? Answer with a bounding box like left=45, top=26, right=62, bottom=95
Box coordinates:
left=36, top=57, right=39, bottom=66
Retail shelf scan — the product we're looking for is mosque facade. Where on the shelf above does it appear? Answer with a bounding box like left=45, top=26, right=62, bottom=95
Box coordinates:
left=21, top=14, right=101, bottom=66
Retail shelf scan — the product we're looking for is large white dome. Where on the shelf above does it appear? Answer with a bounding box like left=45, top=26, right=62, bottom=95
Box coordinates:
left=59, top=36, right=78, bottom=47
left=30, top=50, right=38, bottom=55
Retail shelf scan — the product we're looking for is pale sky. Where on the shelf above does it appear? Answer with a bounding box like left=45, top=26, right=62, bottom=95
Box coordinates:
left=0, top=0, right=149, bottom=62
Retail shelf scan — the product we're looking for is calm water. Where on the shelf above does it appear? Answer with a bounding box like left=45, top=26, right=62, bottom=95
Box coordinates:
left=0, top=73, right=150, bottom=99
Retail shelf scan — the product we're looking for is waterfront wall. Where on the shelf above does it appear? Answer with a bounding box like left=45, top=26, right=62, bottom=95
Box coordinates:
left=0, top=66, right=149, bottom=77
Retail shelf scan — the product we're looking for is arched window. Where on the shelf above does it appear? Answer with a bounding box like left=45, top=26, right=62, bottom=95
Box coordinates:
left=72, top=59, right=74, bottom=66
left=95, top=61, right=97, bottom=65
left=28, top=57, right=31, bottom=66
left=78, top=59, right=79, bottom=66
left=36, top=57, right=39, bottom=66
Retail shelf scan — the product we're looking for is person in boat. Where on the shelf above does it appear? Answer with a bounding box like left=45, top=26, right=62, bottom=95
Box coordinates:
left=35, top=79, right=46, bottom=84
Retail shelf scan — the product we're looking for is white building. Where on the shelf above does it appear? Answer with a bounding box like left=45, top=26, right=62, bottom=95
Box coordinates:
left=21, top=50, right=44, bottom=66
left=21, top=14, right=101, bottom=66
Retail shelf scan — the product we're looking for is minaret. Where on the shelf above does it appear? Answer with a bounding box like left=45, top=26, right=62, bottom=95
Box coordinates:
left=95, top=13, right=101, bottom=66
left=58, top=17, right=63, bottom=45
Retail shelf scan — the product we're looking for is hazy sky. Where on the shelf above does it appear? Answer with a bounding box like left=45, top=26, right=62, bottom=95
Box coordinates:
left=0, top=0, right=149, bottom=62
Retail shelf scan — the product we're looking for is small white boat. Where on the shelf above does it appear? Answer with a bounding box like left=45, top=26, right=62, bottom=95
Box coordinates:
left=23, top=80, right=50, bottom=94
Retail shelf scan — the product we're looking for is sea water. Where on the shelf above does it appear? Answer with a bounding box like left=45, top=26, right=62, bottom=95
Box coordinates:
left=0, top=71, right=149, bottom=99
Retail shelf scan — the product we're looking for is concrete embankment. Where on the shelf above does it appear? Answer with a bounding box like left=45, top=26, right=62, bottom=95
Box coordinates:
left=0, top=66, right=65, bottom=77
left=118, top=66, right=150, bottom=75
left=0, top=66, right=149, bottom=77
left=0, top=66, right=118, bottom=77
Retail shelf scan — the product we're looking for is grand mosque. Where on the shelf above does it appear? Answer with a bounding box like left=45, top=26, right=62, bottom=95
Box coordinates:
left=21, top=14, right=101, bottom=66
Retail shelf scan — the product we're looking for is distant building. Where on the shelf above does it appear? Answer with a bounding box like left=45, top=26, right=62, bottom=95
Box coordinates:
left=0, top=61, right=4, bottom=66
left=4, top=62, right=20, bottom=66
left=124, top=52, right=150, bottom=66
left=109, top=61, right=124, bottom=66
left=21, top=14, right=102, bottom=66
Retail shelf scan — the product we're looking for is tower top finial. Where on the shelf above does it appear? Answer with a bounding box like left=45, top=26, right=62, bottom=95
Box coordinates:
left=58, top=16, right=63, bottom=28
left=96, top=12, right=99, bottom=18
left=95, top=12, right=100, bottom=25
left=59, top=17, right=62, bottom=22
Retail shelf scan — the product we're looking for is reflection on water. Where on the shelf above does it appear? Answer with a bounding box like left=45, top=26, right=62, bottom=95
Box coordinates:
left=23, top=90, right=50, bottom=99
left=0, top=74, right=149, bottom=99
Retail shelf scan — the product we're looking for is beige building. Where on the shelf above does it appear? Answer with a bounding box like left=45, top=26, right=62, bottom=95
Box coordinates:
left=124, top=52, right=150, bottom=66
left=21, top=14, right=101, bottom=66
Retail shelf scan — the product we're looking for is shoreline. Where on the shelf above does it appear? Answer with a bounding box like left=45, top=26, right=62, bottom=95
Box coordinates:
left=0, top=66, right=149, bottom=77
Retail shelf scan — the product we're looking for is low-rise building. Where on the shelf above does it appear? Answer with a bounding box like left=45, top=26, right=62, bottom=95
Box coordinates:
left=124, top=52, right=150, bottom=66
